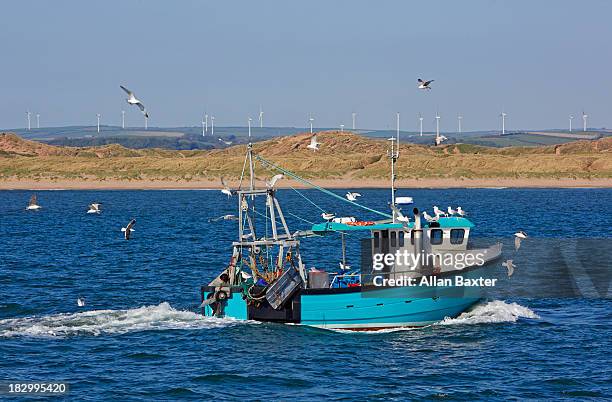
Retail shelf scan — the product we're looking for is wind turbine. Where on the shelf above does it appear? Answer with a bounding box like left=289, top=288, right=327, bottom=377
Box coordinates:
left=582, top=111, right=588, bottom=131
left=202, top=115, right=206, bottom=136
left=569, top=114, right=574, bottom=132
left=36, top=113, right=40, bottom=129
left=211, top=116, right=215, bottom=136
left=258, top=106, right=263, bottom=128
left=121, top=110, right=125, bottom=129
left=396, top=112, right=400, bottom=145
left=340, top=124, right=344, bottom=133
left=352, top=112, right=356, bottom=130
left=500, top=111, right=507, bottom=135
left=204, top=113, right=209, bottom=134
left=96, top=113, right=101, bottom=134
left=435, top=112, right=440, bottom=138
left=248, top=117, right=252, bottom=139
left=457, top=114, right=463, bottom=134
left=418, top=113, right=423, bottom=136
left=309, top=115, right=314, bottom=134
left=26, top=111, right=31, bottom=131
left=144, top=114, right=148, bottom=130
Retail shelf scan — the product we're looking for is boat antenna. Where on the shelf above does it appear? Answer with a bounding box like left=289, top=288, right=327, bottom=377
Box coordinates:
left=247, top=117, right=255, bottom=191
left=388, top=112, right=400, bottom=223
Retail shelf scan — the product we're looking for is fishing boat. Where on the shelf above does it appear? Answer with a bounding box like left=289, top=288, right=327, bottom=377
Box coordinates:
left=200, top=133, right=502, bottom=330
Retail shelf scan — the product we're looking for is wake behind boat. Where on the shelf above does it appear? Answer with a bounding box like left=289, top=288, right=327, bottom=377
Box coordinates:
left=200, top=135, right=502, bottom=330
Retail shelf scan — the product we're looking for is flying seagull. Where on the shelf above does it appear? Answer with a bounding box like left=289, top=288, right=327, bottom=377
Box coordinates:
left=321, top=212, right=335, bottom=221
left=87, top=203, right=102, bottom=214
left=121, top=219, right=136, bottom=240
left=120, top=85, right=148, bottom=118
left=218, top=138, right=233, bottom=146
left=266, top=174, right=284, bottom=189
left=208, top=214, right=238, bottom=222
left=434, top=134, right=448, bottom=146
left=220, top=177, right=234, bottom=198
left=345, top=192, right=361, bottom=201
left=307, top=134, right=320, bottom=151
left=418, top=78, right=434, bottom=90
left=26, top=194, right=41, bottom=210
left=514, top=231, right=528, bottom=251
left=502, top=260, right=516, bottom=277
left=77, top=297, right=86, bottom=307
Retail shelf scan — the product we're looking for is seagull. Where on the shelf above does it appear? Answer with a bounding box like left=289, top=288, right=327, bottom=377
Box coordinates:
left=307, top=134, right=320, bottom=151
left=339, top=262, right=351, bottom=270
left=457, top=206, right=467, bottom=217
left=433, top=205, right=447, bottom=217
left=321, top=212, right=335, bottom=221
left=77, top=297, right=86, bottom=307
left=121, top=219, right=136, bottom=240
left=390, top=204, right=410, bottom=223
left=502, top=260, right=516, bottom=277
left=25, top=194, right=41, bottom=210
left=240, top=271, right=252, bottom=280
left=208, top=214, right=238, bottom=222
left=120, top=85, right=148, bottom=118
left=417, top=78, right=434, bottom=90
left=266, top=174, right=284, bottom=189
left=218, top=138, right=233, bottom=146
left=423, top=211, right=438, bottom=223
left=87, top=203, right=102, bottom=214
left=345, top=192, right=361, bottom=201
left=447, top=206, right=457, bottom=216
left=514, top=231, right=528, bottom=251
left=434, top=134, right=448, bottom=146
left=220, top=177, right=234, bottom=197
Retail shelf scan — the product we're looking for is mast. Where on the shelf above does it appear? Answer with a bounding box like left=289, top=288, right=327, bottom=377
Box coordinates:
left=388, top=113, right=400, bottom=223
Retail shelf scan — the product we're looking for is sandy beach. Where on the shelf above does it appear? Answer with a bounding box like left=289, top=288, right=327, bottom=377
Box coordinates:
left=1, top=177, right=611, bottom=190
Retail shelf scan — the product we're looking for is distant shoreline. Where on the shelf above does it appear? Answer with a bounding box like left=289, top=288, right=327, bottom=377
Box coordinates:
left=1, top=178, right=611, bottom=190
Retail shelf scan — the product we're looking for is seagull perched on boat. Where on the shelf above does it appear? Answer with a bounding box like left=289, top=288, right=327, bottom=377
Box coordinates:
left=417, top=78, right=434, bottom=90
left=514, top=231, right=528, bottom=251
left=345, top=192, right=361, bottom=201
left=121, top=219, right=136, bottom=240
left=433, top=206, right=447, bottom=218
left=87, top=203, right=102, bottom=214
left=208, top=214, right=238, bottom=222
left=307, top=134, right=320, bottom=151
left=457, top=206, right=467, bottom=217
left=218, top=138, right=233, bottom=146
left=77, top=297, right=86, bottom=307
left=220, top=177, right=234, bottom=198
left=390, top=204, right=410, bottom=223
left=266, top=174, right=284, bottom=189
left=120, top=85, right=148, bottom=118
left=447, top=206, right=457, bottom=216
left=423, top=211, right=438, bottom=223
left=321, top=212, right=335, bottom=221
left=502, top=260, right=516, bottom=277
left=25, top=194, right=41, bottom=210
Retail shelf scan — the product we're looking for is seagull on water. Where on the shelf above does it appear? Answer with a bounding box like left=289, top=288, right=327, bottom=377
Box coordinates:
left=417, top=78, right=434, bottom=90
left=502, top=260, right=516, bottom=277
left=514, top=231, right=528, bottom=251
left=457, top=206, right=467, bottom=217
left=321, top=212, right=335, bottom=221
left=121, top=219, right=136, bottom=240
left=266, top=174, right=284, bottom=189
left=423, top=211, right=438, bottom=223
left=87, top=203, right=102, bottom=214
left=77, top=297, right=86, bottom=307
left=220, top=177, right=234, bottom=198
left=447, top=206, right=457, bottom=216
left=307, top=134, right=320, bottom=151
left=120, top=85, right=148, bottom=118
left=346, top=192, right=361, bottom=201
left=218, top=138, right=233, bottom=146
left=26, top=194, right=41, bottom=210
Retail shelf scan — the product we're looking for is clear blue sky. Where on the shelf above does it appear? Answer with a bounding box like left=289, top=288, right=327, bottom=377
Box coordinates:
left=1, top=0, right=611, bottom=131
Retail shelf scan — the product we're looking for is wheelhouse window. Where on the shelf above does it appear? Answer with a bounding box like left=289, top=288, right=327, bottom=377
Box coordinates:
left=410, top=230, right=415, bottom=245
left=450, top=229, right=465, bottom=245
left=374, top=231, right=380, bottom=248
left=390, top=231, right=397, bottom=247
left=399, top=231, right=405, bottom=247
left=430, top=229, right=443, bottom=245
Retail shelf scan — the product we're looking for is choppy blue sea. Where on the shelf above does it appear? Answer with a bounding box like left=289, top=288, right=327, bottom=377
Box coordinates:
left=0, top=188, right=610, bottom=400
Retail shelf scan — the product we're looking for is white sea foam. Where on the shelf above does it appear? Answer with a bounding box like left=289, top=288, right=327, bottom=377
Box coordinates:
left=0, top=302, right=245, bottom=338
left=437, top=300, right=539, bottom=326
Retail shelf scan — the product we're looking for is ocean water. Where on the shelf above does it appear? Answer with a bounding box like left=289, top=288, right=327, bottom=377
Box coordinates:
left=0, top=188, right=610, bottom=400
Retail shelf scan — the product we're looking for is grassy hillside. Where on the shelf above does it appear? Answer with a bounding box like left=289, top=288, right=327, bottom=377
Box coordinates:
left=1, top=131, right=611, bottom=182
